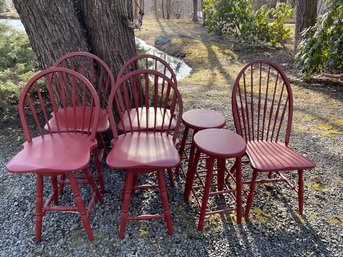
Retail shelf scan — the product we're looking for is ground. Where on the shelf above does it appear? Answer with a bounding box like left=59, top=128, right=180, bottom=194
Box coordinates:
left=0, top=17, right=342, bottom=256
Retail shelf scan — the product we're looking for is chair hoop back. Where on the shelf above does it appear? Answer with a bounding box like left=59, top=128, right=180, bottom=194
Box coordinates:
left=19, top=67, right=100, bottom=142
left=232, top=60, right=293, bottom=145
left=53, top=51, right=115, bottom=109
left=117, top=54, right=177, bottom=86
left=107, top=69, right=183, bottom=141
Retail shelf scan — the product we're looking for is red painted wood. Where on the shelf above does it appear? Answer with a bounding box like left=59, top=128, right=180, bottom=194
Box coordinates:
left=184, top=128, right=246, bottom=230
left=107, top=69, right=182, bottom=238
left=6, top=67, right=103, bottom=241
left=231, top=60, right=316, bottom=220
left=52, top=52, right=115, bottom=193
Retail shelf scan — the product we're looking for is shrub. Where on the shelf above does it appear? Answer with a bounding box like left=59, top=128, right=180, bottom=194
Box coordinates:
left=0, top=24, right=38, bottom=116
left=203, top=0, right=294, bottom=46
left=295, top=0, right=343, bottom=78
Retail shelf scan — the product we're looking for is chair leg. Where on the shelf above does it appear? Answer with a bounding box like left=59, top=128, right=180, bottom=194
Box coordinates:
left=235, top=157, right=242, bottom=224
left=198, top=157, right=215, bottom=231
left=97, top=133, right=108, bottom=159
left=59, top=174, right=66, bottom=195
left=35, top=174, right=44, bottom=241
left=184, top=149, right=201, bottom=202
left=119, top=171, right=135, bottom=239
left=298, top=170, right=304, bottom=215
left=68, top=173, right=94, bottom=240
left=167, top=168, right=175, bottom=187
left=83, top=167, right=103, bottom=204
left=51, top=176, right=58, bottom=204
left=175, top=126, right=189, bottom=174
left=244, top=170, right=258, bottom=221
left=92, top=148, right=106, bottom=194
left=157, top=170, right=173, bottom=235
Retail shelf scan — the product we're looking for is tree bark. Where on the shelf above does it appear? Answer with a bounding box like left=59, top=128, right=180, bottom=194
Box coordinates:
left=13, top=0, right=136, bottom=76
left=192, top=0, right=198, bottom=22
left=13, top=0, right=88, bottom=69
left=294, top=0, right=318, bottom=52
left=82, top=0, right=136, bottom=76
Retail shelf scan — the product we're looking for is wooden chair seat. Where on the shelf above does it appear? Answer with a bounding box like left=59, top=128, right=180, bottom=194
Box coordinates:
left=118, top=107, right=176, bottom=132
left=247, top=141, right=316, bottom=172
left=107, top=132, right=179, bottom=169
left=7, top=133, right=97, bottom=173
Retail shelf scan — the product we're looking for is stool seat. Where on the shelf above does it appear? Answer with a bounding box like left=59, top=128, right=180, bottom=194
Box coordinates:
left=182, top=109, right=226, bottom=130
left=194, top=129, right=246, bottom=158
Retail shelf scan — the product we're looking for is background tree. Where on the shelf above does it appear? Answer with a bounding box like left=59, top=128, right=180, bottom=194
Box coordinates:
left=12, top=0, right=136, bottom=76
left=192, top=0, right=198, bottom=22
left=294, top=0, right=317, bottom=52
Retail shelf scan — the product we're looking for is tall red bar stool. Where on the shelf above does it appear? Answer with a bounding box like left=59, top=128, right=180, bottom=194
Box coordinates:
left=177, top=109, right=226, bottom=177
left=184, top=128, right=246, bottom=231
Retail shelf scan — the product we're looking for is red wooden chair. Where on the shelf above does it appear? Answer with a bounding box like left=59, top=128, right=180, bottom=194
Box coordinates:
left=106, top=69, right=183, bottom=239
left=117, top=54, right=179, bottom=186
left=230, top=60, right=316, bottom=220
left=116, top=54, right=178, bottom=131
left=52, top=52, right=115, bottom=193
left=6, top=67, right=103, bottom=241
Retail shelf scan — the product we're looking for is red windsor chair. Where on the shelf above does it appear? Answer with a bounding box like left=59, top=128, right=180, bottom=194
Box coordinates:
left=117, top=54, right=179, bottom=186
left=51, top=52, right=115, bottom=193
left=6, top=67, right=103, bottom=241
left=230, top=60, right=316, bottom=220
left=106, top=69, right=183, bottom=239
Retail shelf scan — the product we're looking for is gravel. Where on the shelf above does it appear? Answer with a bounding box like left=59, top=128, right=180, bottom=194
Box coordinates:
left=1, top=76, right=342, bottom=256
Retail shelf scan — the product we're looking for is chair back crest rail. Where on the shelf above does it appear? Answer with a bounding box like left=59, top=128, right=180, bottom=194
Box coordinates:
left=117, top=53, right=177, bottom=86
left=232, top=59, right=293, bottom=145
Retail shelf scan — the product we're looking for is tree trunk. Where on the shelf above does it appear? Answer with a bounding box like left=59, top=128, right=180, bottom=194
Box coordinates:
left=166, top=0, right=171, bottom=20
left=192, top=0, right=198, bottom=22
left=81, top=0, right=136, bottom=76
left=13, top=0, right=136, bottom=76
left=13, top=0, right=88, bottom=69
left=162, top=0, right=165, bottom=19
left=294, top=0, right=318, bottom=52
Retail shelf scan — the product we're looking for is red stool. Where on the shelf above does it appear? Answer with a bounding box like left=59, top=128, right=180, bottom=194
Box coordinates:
left=184, top=128, right=246, bottom=231
left=177, top=109, right=226, bottom=177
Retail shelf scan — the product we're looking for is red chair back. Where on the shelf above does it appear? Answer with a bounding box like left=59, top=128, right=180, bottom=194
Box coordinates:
left=53, top=51, right=115, bottom=109
left=232, top=60, right=293, bottom=146
left=19, top=67, right=100, bottom=142
left=107, top=69, right=182, bottom=140
left=117, top=54, right=177, bottom=86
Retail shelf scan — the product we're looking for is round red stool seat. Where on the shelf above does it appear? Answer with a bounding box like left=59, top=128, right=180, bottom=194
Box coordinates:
left=182, top=109, right=226, bottom=130
left=184, top=128, right=246, bottom=231
left=177, top=109, right=226, bottom=176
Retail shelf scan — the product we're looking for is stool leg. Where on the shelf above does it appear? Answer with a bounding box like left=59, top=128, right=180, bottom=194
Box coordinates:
left=217, top=159, right=225, bottom=194
left=157, top=169, right=173, bottom=235
left=187, top=130, right=198, bottom=175
left=184, top=149, right=201, bottom=202
left=236, top=157, right=242, bottom=224
left=175, top=126, right=189, bottom=174
left=119, top=171, right=135, bottom=239
left=35, top=174, right=44, bottom=241
left=68, top=172, right=94, bottom=240
left=198, top=157, right=215, bottom=231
